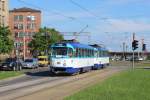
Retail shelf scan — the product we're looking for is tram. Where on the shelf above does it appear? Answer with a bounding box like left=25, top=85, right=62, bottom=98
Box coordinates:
left=49, top=41, right=109, bottom=74
left=90, top=44, right=109, bottom=69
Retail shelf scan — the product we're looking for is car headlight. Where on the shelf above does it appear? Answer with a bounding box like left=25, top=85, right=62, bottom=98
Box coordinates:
left=9, top=63, right=13, bottom=66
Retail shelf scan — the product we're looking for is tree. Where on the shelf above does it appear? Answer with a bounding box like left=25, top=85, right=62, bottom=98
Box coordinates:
left=0, top=26, right=14, bottom=54
left=29, top=27, right=64, bottom=56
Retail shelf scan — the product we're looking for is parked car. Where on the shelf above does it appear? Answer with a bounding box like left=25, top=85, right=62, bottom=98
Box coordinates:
left=138, top=57, right=144, bottom=61
left=0, top=58, right=23, bottom=71
left=130, top=57, right=143, bottom=61
left=38, top=56, right=48, bottom=67
left=23, top=58, right=38, bottom=69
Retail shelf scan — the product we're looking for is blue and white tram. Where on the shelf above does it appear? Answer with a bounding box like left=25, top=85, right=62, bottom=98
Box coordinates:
left=49, top=42, right=109, bottom=74
left=91, top=45, right=110, bottom=69
left=49, top=42, right=96, bottom=74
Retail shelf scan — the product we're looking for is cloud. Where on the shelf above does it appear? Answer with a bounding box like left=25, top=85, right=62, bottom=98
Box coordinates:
left=88, top=18, right=150, bottom=51
left=95, top=19, right=150, bottom=33
left=42, top=11, right=93, bottom=22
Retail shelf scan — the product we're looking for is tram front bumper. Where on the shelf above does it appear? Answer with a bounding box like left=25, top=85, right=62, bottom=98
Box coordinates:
left=50, top=67, right=80, bottom=74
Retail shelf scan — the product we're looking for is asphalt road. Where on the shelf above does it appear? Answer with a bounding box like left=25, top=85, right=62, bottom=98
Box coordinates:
left=0, top=64, right=128, bottom=100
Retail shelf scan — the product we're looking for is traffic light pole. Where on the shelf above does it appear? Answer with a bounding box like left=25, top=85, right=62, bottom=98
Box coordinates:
left=132, top=50, right=135, bottom=69
left=132, top=33, right=135, bottom=70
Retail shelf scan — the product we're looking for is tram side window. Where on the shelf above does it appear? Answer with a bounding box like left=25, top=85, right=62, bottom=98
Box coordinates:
left=76, top=48, right=81, bottom=58
left=83, top=49, right=86, bottom=58
left=100, top=51, right=103, bottom=57
left=87, top=49, right=88, bottom=57
left=100, top=51, right=102, bottom=57
left=82, top=49, right=84, bottom=57
left=84, top=49, right=86, bottom=57
left=99, top=51, right=101, bottom=57
left=103, top=51, right=106, bottom=57
left=103, top=51, right=105, bottom=57
left=68, top=48, right=73, bottom=57
left=102, top=51, right=104, bottom=57
left=92, top=50, right=94, bottom=57
left=89, top=50, right=91, bottom=57
left=78, top=48, right=82, bottom=57
left=94, top=51, right=98, bottom=57
left=105, top=51, right=107, bottom=57
left=75, top=48, right=78, bottom=57
left=89, top=50, right=93, bottom=57
left=81, top=49, right=84, bottom=57
left=75, top=48, right=80, bottom=57
left=82, top=49, right=85, bottom=58
left=87, top=49, right=90, bottom=57
left=90, top=50, right=92, bottom=57
left=85, top=49, right=88, bottom=58
left=103, top=51, right=108, bottom=57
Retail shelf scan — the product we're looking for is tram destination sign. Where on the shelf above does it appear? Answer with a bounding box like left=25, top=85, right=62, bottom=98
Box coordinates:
left=55, top=43, right=66, bottom=46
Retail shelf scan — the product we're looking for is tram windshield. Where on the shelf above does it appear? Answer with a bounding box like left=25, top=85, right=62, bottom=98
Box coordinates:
left=51, top=47, right=68, bottom=57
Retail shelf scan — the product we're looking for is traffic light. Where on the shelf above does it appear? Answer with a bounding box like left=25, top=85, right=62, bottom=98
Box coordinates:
left=142, top=44, right=146, bottom=51
left=132, top=40, right=138, bottom=50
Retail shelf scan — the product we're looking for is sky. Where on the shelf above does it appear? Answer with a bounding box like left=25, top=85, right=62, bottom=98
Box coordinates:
left=9, top=0, right=150, bottom=51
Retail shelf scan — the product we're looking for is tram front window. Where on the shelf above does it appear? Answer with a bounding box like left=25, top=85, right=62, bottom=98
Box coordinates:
left=52, top=47, right=67, bottom=57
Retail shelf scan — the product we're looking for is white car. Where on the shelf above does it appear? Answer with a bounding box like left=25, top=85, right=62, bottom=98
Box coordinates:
left=138, top=57, right=144, bottom=61
left=23, top=59, right=38, bottom=68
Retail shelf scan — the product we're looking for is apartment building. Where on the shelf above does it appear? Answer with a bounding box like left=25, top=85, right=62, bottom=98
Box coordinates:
left=9, top=7, right=41, bottom=58
left=0, top=0, right=9, bottom=26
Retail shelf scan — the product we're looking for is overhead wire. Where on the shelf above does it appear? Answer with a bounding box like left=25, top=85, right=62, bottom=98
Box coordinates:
left=17, top=0, right=91, bottom=41
left=17, top=0, right=81, bottom=22
left=69, top=0, right=109, bottom=21
left=17, top=1, right=107, bottom=36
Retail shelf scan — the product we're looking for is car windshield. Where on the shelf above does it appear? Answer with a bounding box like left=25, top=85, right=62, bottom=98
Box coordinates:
left=38, top=58, right=45, bottom=61
left=25, top=59, right=33, bottom=62
left=5, top=58, right=15, bottom=62
left=52, top=47, right=67, bottom=57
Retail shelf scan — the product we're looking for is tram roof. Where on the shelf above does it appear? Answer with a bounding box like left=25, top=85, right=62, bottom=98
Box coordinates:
left=90, top=44, right=108, bottom=51
left=51, top=42, right=95, bottom=50
left=69, top=42, right=95, bottom=50
left=97, top=47, right=108, bottom=51
left=51, top=42, right=108, bottom=51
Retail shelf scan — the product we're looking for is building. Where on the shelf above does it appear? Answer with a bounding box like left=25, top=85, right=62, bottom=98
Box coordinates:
left=9, top=7, right=41, bottom=59
left=0, top=0, right=9, bottom=26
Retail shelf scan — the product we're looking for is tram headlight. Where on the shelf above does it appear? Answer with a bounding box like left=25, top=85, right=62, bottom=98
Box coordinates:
left=63, top=63, right=66, bottom=66
left=63, top=60, right=66, bottom=66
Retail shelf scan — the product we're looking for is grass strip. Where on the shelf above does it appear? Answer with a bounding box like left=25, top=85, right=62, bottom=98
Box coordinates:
left=0, top=71, right=23, bottom=80
left=65, top=69, right=150, bottom=100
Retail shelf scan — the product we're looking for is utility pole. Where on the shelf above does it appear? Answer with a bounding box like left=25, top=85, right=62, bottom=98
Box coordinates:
left=15, top=41, right=19, bottom=70
left=44, top=27, right=49, bottom=57
left=142, top=39, right=144, bottom=58
left=132, top=33, right=139, bottom=69
left=23, top=22, right=26, bottom=61
left=123, top=42, right=125, bottom=61
left=126, top=45, right=128, bottom=58
left=132, top=33, right=135, bottom=69
left=142, top=39, right=147, bottom=60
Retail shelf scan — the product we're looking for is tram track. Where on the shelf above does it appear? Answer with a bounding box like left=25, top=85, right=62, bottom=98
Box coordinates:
left=0, top=66, right=125, bottom=100
left=0, top=77, right=65, bottom=96
left=15, top=67, right=123, bottom=100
